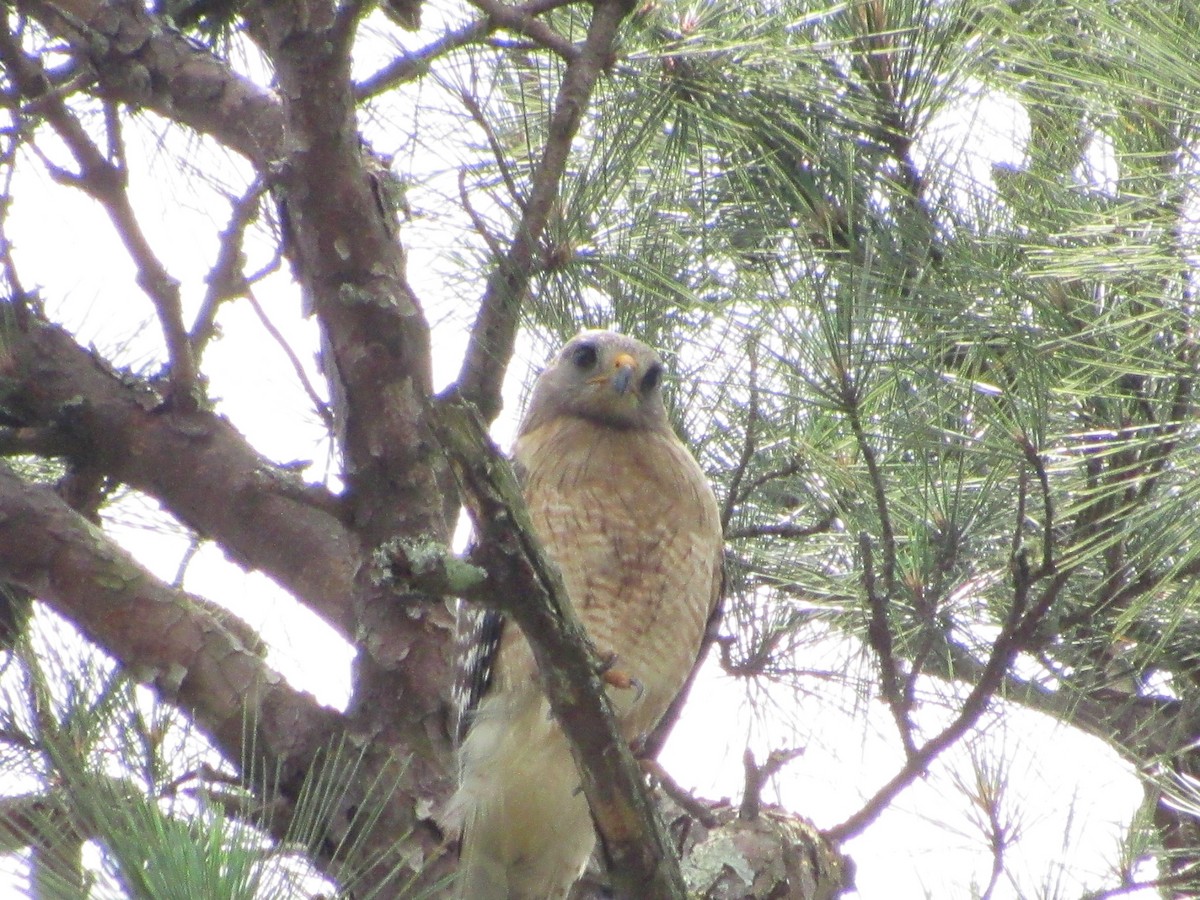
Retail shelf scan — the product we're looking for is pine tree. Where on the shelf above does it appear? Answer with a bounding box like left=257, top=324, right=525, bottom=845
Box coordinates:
left=1, top=0, right=1198, bottom=896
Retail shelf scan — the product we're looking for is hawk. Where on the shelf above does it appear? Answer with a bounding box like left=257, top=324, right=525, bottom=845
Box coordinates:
left=452, top=330, right=724, bottom=899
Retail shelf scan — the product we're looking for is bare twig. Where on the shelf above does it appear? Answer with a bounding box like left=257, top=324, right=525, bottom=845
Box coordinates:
left=244, top=288, right=335, bottom=431
left=721, top=339, right=760, bottom=532
left=454, top=0, right=632, bottom=423
left=0, top=32, right=199, bottom=410
left=740, top=746, right=804, bottom=820
left=459, top=169, right=507, bottom=261
left=455, top=83, right=527, bottom=213
left=641, top=758, right=719, bottom=829
left=731, top=458, right=806, bottom=507
left=845, top=389, right=896, bottom=594
left=727, top=517, right=835, bottom=541
left=355, top=0, right=579, bottom=99
left=861, top=533, right=916, bottom=759
left=1019, top=434, right=1055, bottom=579
left=190, top=179, right=273, bottom=360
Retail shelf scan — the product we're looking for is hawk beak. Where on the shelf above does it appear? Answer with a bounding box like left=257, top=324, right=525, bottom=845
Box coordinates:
left=610, top=353, right=637, bottom=395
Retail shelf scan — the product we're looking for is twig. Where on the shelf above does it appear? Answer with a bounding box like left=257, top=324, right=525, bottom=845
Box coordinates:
left=1019, top=434, right=1054, bottom=579
left=454, top=0, right=632, bottom=423
left=727, top=517, right=834, bottom=540
left=172, top=536, right=204, bottom=589
left=721, top=339, right=760, bottom=531
left=0, top=113, right=30, bottom=325
left=0, top=32, right=199, bottom=410
left=861, top=533, right=916, bottom=759
left=641, top=758, right=719, bottom=829
left=245, top=288, right=335, bottom=431
left=731, top=458, right=806, bottom=508
left=740, top=746, right=804, bottom=820
left=355, top=0, right=579, bottom=99
left=190, top=178, right=273, bottom=361
left=845, top=390, right=896, bottom=595
left=454, top=84, right=527, bottom=213
left=459, top=169, right=507, bottom=261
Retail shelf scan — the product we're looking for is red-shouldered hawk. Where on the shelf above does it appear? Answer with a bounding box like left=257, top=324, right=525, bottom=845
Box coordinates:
left=452, top=330, right=724, bottom=899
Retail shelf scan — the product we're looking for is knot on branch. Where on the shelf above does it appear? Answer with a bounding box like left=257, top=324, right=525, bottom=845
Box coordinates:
left=371, top=537, right=486, bottom=599
left=655, top=789, right=851, bottom=900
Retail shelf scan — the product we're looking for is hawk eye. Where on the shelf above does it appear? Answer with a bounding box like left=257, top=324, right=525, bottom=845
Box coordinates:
left=569, top=342, right=599, bottom=370
left=641, top=363, right=663, bottom=393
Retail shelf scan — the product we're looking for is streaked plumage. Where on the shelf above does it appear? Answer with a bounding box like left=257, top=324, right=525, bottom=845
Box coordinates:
left=453, top=330, right=723, bottom=900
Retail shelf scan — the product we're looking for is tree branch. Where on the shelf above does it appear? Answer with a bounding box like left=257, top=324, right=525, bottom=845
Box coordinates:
left=0, top=305, right=358, bottom=635
left=861, top=531, right=916, bottom=759
left=0, top=463, right=343, bottom=794
left=355, top=0, right=580, bottom=99
left=454, top=0, right=632, bottom=423
left=22, top=0, right=286, bottom=166
left=0, top=27, right=200, bottom=409
left=827, top=533, right=1063, bottom=844
left=247, top=0, right=451, bottom=547
left=430, top=393, right=688, bottom=900
left=190, top=178, right=274, bottom=362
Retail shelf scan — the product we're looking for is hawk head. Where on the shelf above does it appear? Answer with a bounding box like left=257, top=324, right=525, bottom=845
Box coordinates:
left=520, top=331, right=669, bottom=434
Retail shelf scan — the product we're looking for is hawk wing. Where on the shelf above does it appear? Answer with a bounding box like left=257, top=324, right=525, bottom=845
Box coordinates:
left=452, top=601, right=503, bottom=745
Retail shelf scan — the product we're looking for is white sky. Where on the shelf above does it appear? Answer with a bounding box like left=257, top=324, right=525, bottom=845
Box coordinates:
left=0, top=10, right=1163, bottom=899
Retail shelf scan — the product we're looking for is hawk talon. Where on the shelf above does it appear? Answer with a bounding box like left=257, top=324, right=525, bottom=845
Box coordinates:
left=599, top=654, right=645, bottom=702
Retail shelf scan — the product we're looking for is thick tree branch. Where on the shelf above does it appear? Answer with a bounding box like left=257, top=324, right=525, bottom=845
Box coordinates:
left=23, top=0, right=286, bottom=166
left=455, top=0, right=632, bottom=423
left=0, top=463, right=343, bottom=793
left=215, top=9, right=462, bottom=893
left=465, top=0, right=580, bottom=61
left=431, top=394, right=689, bottom=900
left=0, top=306, right=358, bottom=634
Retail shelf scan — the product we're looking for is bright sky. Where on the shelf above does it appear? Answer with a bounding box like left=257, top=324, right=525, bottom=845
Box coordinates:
left=1, top=11, right=1159, bottom=898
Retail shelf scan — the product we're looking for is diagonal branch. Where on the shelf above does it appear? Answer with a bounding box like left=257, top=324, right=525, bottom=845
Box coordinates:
left=430, top=394, right=688, bottom=900
left=1, top=305, right=358, bottom=635
left=190, top=178, right=275, bottom=362
left=828, top=538, right=1064, bottom=845
left=21, top=0, right=287, bottom=166
left=0, top=28, right=200, bottom=408
left=0, top=463, right=343, bottom=796
left=355, top=0, right=580, bottom=99
left=454, top=0, right=633, bottom=423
